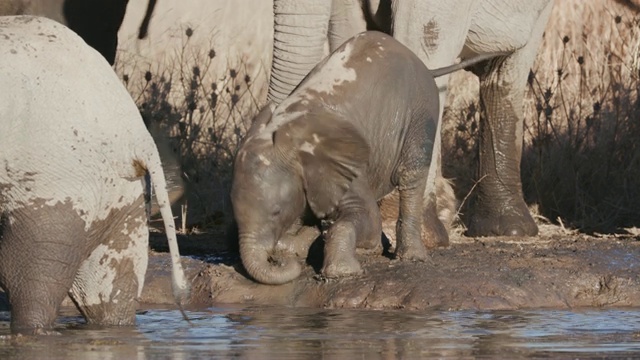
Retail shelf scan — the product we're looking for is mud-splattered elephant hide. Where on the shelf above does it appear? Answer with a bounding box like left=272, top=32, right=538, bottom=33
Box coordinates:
left=232, top=31, right=500, bottom=285
left=0, top=16, right=187, bottom=335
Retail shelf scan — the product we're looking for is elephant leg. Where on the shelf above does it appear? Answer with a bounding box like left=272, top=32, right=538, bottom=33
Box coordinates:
left=379, top=181, right=451, bottom=250
left=422, top=177, right=451, bottom=248
left=276, top=219, right=321, bottom=259
left=63, top=0, right=129, bottom=65
left=354, top=183, right=383, bottom=252
left=466, top=5, right=552, bottom=237
left=391, top=0, right=475, bottom=245
left=321, top=179, right=379, bottom=278
left=394, top=176, right=429, bottom=261
left=69, top=195, right=148, bottom=326
left=0, top=203, right=87, bottom=334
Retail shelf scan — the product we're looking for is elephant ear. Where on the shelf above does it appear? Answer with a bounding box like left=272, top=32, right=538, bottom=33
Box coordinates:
left=245, top=102, right=276, bottom=138
left=274, top=114, right=369, bottom=218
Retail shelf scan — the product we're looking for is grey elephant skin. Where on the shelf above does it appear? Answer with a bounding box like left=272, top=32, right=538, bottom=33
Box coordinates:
left=232, top=31, right=501, bottom=285
left=0, top=16, right=187, bottom=334
left=268, top=0, right=554, bottom=237
left=0, top=0, right=157, bottom=64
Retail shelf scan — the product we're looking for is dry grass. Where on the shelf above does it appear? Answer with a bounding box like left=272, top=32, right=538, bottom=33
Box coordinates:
left=121, top=0, right=640, bottom=234
left=444, top=0, right=640, bottom=233
left=116, top=27, right=265, bottom=230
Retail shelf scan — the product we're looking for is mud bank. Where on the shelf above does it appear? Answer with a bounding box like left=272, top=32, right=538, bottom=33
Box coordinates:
left=144, top=225, right=640, bottom=311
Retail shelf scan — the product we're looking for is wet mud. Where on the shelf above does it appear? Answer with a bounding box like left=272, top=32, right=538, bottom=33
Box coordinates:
left=144, top=224, right=640, bottom=311
left=0, top=225, right=638, bottom=313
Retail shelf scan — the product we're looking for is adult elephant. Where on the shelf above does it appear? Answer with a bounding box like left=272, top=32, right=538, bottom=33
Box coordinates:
left=0, top=16, right=187, bottom=334
left=0, top=0, right=187, bottom=214
left=0, top=0, right=157, bottom=64
left=268, top=0, right=554, bottom=237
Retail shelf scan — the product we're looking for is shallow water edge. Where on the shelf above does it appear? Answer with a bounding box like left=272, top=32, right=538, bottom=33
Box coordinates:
left=1, top=306, right=639, bottom=359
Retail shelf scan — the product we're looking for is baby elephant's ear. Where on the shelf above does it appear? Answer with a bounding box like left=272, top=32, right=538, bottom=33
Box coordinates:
left=274, top=116, right=369, bottom=218
left=245, top=102, right=275, bottom=138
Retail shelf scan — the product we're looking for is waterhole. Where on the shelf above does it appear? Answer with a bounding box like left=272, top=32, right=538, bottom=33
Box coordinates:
left=0, top=306, right=639, bottom=358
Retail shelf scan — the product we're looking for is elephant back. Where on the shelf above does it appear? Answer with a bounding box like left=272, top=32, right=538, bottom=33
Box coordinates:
left=0, top=16, right=150, bottom=227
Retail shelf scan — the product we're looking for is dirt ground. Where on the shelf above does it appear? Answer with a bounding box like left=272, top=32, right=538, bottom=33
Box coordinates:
left=142, top=224, right=640, bottom=311
left=0, top=223, right=637, bottom=315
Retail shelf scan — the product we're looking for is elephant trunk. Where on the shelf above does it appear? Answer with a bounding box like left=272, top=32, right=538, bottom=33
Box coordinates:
left=240, top=234, right=302, bottom=285
left=268, top=0, right=332, bottom=104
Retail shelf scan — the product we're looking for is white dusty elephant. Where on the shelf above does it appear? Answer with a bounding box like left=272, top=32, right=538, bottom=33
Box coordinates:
left=268, top=0, right=554, bottom=237
left=0, top=1, right=187, bottom=213
left=0, top=0, right=157, bottom=64
left=0, top=16, right=187, bottom=334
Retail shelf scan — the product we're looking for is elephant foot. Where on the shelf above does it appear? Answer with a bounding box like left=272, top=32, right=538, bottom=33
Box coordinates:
left=394, top=226, right=430, bottom=261
left=394, top=245, right=429, bottom=262
left=276, top=225, right=321, bottom=259
left=466, top=203, right=538, bottom=237
left=355, top=228, right=383, bottom=254
left=321, top=218, right=365, bottom=279
left=8, top=328, right=62, bottom=337
left=320, top=255, right=363, bottom=279
left=435, top=175, right=458, bottom=233
left=356, top=245, right=382, bottom=256
left=422, top=203, right=449, bottom=248
left=32, top=328, right=62, bottom=336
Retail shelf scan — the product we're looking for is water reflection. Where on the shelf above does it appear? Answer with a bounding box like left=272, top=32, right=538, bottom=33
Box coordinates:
left=0, top=306, right=639, bottom=359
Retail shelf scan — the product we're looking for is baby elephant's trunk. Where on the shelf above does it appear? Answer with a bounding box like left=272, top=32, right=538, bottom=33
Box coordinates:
left=239, top=235, right=302, bottom=285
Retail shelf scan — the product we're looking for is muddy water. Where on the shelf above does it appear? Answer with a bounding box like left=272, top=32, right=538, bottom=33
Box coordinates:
left=1, top=306, right=639, bottom=359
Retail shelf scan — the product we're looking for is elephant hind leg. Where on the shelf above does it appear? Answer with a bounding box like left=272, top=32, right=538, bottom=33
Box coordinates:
left=0, top=203, right=87, bottom=334
left=352, top=179, right=383, bottom=253
left=69, top=196, right=148, bottom=326
left=379, top=186, right=451, bottom=250
left=393, top=180, right=430, bottom=261
left=465, top=53, right=537, bottom=237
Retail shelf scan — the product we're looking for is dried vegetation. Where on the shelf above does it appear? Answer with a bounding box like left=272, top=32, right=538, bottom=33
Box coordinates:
left=120, top=0, right=640, bottom=234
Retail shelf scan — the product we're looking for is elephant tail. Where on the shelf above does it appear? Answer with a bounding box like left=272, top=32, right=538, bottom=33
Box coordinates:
left=431, top=51, right=513, bottom=78
left=134, top=142, right=190, bottom=306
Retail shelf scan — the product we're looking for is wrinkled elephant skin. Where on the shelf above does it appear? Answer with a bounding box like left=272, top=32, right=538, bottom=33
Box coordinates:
left=0, top=16, right=187, bottom=335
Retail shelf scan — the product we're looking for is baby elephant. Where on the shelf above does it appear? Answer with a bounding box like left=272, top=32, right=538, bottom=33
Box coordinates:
left=232, top=31, right=503, bottom=285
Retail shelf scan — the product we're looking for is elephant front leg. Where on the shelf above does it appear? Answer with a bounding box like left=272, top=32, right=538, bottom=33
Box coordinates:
left=321, top=184, right=381, bottom=279
left=276, top=219, right=321, bottom=259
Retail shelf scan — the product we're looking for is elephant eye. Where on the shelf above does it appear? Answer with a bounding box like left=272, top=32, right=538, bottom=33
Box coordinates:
left=271, top=208, right=282, bottom=217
